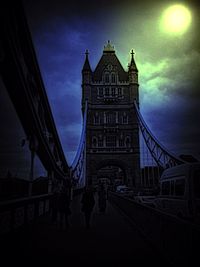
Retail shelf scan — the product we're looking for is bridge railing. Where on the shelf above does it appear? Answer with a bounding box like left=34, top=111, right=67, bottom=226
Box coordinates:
left=0, top=194, right=53, bottom=235
left=109, top=191, right=200, bottom=265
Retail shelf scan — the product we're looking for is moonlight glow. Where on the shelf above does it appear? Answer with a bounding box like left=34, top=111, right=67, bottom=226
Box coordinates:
left=161, top=4, right=192, bottom=35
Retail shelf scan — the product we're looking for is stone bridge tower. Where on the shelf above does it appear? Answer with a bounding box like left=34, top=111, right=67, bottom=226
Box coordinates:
left=82, top=41, right=140, bottom=187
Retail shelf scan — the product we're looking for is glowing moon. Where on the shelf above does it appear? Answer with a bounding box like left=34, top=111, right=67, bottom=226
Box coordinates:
left=161, top=4, right=192, bottom=35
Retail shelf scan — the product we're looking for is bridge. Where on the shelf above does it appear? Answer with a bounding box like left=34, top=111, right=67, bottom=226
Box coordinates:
left=0, top=2, right=199, bottom=266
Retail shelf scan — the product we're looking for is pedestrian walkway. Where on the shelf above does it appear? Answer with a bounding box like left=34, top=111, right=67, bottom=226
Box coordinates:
left=1, top=194, right=171, bottom=266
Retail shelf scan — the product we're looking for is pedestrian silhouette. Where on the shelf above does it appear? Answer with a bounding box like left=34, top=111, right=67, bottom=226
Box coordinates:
left=98, top=183, right=107, bottom=213
left=51, top=182, right=59, bottom=223
left=81, top=185, right=95, bottom=229
left=57, top=181, right=71, bottom=230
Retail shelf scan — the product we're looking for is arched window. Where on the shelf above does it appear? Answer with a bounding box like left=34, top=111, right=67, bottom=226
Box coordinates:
left=98, top=136, right=103, bottom=147
left=119, top=133, right=124, bottom=147
left=106, top=112, right=116, bottom=124
left=98, top=87, right=103, bottom=96
left=105, top=87, right=109, bottom=96
left=111, top=73, right=116, bottom=83
left=111, top=88, right=115, bottom=96
left=105, top=73, right=110, bottom=83
left=125, top=136, right=131, bottom=148
left=123, top=112, right=128, bottom=124
left=118, top=88, right=122, bottom=96
left=106, top=135, right=116, bottom=147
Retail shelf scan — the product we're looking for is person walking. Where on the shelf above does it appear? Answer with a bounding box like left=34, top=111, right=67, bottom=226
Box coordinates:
left=57, top=182, right=71, bottom=230
left=51, top=182, right=59, bottom=224
left=81, top=185, right=95, bottom=229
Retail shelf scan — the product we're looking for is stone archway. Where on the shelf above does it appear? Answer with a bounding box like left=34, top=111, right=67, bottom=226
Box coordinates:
left=96, top=159, right=127, bottom=184
left=86, top=156, right=136, bottom=186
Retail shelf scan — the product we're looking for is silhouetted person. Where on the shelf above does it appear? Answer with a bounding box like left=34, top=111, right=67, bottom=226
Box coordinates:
left=81, top=185, right=95, bottom=229
left=58, top=183, right=71, bottom=230
left=98, top=183, right=107, bottom=213
left=51, top=183, right=59, bottom=223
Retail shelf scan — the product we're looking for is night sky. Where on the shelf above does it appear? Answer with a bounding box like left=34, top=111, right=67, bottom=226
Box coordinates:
left=23, top=0, right=200, bottom=165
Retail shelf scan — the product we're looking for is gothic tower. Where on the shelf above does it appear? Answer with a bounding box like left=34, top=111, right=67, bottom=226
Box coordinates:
left=82, top=41, right=140, bottom=187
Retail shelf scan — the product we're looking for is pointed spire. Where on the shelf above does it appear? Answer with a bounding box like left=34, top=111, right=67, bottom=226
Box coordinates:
left=103, top=40, right=115, bottom=54
left=129, top=49, right=138, bottom=72
left=82, top=49, right=92, bottom=72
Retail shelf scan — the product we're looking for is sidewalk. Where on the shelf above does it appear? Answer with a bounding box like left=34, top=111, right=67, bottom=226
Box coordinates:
left=1, top=193, right=170, bottom=266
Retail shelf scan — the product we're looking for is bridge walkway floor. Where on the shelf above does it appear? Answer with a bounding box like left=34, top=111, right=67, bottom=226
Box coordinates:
left=1, top=194, right=171, bottom=266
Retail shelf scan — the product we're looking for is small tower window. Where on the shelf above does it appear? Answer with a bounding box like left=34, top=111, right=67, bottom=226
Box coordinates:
left=111, top=73, right=116, bottom=83
left=105, top=87, right=109, bottom=96
left=106, top=135, right=116, bottom=147
left=105, top=73, right=110, bottom=83
left=123, top=112, right=128, bottom=124
left=98, top=88, right=103, bottom=96
left=125, top=136, right=131, bottom=148
left=94, top=113, right=100, bottom=124
left=119, top=133, right=124, bottom=147
left=106, top=112, right=116, bottom=124
left=98, top=136, right=103, bottom=147
left=118, top=88, right=122, bottom=96
left=111, top=88, right=115, bottom=96
left=106, top=113, right=111, bottom=124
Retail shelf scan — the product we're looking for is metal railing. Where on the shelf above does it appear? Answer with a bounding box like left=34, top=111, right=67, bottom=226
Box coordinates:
left=0, top=194, right=53, bottom=235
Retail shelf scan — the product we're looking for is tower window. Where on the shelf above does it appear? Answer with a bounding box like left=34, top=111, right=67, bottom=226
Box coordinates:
left=105, top=87, right=109, bottom=96
left=125, top=136, right=131, bottom=148
left=106, top=112, right=116, bottom=124
left=98, top=138, right=103, bottom=147
left=98, top=88, right=103, bottom=96
left=118, top=88, right=122, bottom=96
left=105, top=73, right=110, bottom=83
left=111, top=73, right=116, bottom=83
left=111, top=88, right=115, bottom=96
left=106, top=136, right=116, bottom=147
left=123, top=113, right=128, bottom=124
left=94, top=113, right=100, bottom=124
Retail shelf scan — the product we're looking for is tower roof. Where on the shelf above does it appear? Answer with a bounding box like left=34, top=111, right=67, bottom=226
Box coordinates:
left=82, top=50, right=92, bottom=72
left=93, top=41, right=128, bottom=81
left=129, top=49, right=138, bottom=72
left=103, top=40, right=115, bottom=54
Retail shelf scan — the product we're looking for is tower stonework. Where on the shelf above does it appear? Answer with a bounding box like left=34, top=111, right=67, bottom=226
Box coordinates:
left=82, top=42, right=140, bottom=187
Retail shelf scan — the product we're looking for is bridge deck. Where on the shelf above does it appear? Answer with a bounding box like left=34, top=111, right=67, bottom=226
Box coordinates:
left=1, top=194, right=171, bottom=266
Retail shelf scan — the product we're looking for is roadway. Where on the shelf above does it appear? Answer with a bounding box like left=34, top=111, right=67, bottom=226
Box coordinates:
left=1, top=193, right=172, bottom=266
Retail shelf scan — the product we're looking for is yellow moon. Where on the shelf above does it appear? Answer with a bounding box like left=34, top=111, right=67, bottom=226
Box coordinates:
left=161, top=4, right=192, bottom=35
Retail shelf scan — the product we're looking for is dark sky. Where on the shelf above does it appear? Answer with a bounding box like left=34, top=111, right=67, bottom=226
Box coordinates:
left=23, top=0, right=200, bottom=164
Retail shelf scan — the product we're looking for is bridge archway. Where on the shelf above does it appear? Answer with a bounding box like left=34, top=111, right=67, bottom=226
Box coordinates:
left=86, top=157, right=137, bottom=187
left=96, top=161, right=126, bottom=188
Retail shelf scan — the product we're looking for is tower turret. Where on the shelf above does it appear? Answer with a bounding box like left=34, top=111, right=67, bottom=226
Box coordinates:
left=128, top=50, right=138, bottom=84
left=82, top=49, right=92, bottom=83
left=82, top=50, right=92, bottom=115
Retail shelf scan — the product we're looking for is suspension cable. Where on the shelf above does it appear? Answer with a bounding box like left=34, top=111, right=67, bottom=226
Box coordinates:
left=134, top=100, right=186, bottom=169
